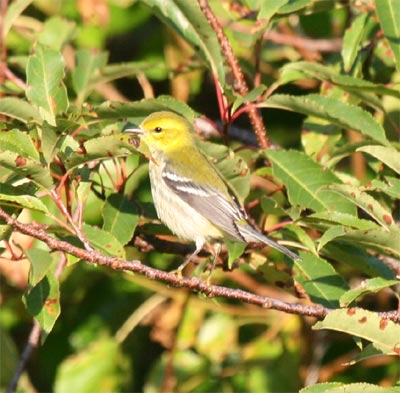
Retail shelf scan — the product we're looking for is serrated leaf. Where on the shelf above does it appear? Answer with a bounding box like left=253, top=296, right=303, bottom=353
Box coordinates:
left=143, top=0, right=225, bottom=88
left=294, top=253, right=348, bottom=308
left=375, top=0, right=400, bottom=73
left=0, top=151, right=54, bottom=189
left=0, top=183, right=48, bottom=213
left=340, top=277, right=398, bottom=307
left=337, top=228, right=400, bottom=258
left=63, top=135, right=136, bottom=171
left=342, top=13, right=369, bottom=72
left=301, top=382, right=396, bottom=393
left=265, top=150, right=355, bottom=214
left=326, top=184, right=396, bottom=230
left=26, top=44, right=68, bottom=126
left=23, top=273, right=61, bottom=337
left=102, top=193, right=139, bottom=246
left=94, top=96, right=196, bottom=122
left=0, top=129, right=39, bottom=160
left=262, top=94, right=390, bottom=146
left=279, top=61, right=400, bottom=99
left=0, top=97, right=41, bottom=123
left=26, top=248, right=55, bottom=287
left=300, top=382, right=343, bottom=393
left=82, top=223, right=126, bottom=259
left=368, top=176, right=400, bottom=199
left=357, top=145, right=400, bottom=175
left=313, top=308, right=400, bottom=356
left=310, top=211, right=379, bottom=231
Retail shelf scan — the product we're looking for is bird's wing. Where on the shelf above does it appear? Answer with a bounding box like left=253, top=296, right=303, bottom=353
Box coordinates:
left=161, top=161, right=247, bottom=242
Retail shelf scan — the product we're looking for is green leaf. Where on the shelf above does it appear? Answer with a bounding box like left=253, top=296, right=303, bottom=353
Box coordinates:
left=375, top=0, right=400, bottom=73
left=0, top=129, right=40, bottom=160
left=313, top=308, right=400, bottom=356
left=142, top=0, right=225, bottom=88
left=265, top=150, right=355, bottom=214
left=279, top=61, right=400, bottom=99
left=231, top=85, right=267, bottom=114
left=357, top=145, right=400, bottom=175
left=301, top=382, right=397, bottom=393
left=309, top=211, right=379, bottom=231
left=0, top=151, right=54, bottom=189
left=342, top=13, right=369, bottom=72
left=63, top=135, right=136, bottom=171
left=89, top=61, right=167, bottom=89
left=54, top=337, right=127, bottom=393
left=337, top=228, right=400, bottom=259
left=82, top=223, right=126, bottom=259
left=102, top=193, right=139, bottom=246
left=293, top=253, right=348, bottom=308
left=26, top=248, right=55, bottom=287
left=225, top=241, right=247, bottom=269
left=368, top=176, right=400, bottom=199
left=326, top=184, right=396, bottom=230
left=324, top=242, right=395, bottom=279
left=0, top=183, right=48, bottom=213
left=0, top=97, right=41, bottom=123
left=26, top=44, right=68, bottom=126
left=40, top=123, right=65, bottom=165
left=3, top=0, right=33, bottom=37
left=23, top=273, right=61, bottom=337
left=72, top=50, right=108, bottom=102
left=258, top=0, right=289, bottom=23
left=38, top=17, right=76, bottom=51
left=262, top=94, right=390, bottom=146
left=196, top=314, right=237, bottom=362
left=340, top=277, right=398, bottom=307
left=94, top=96, right=197, bottom=122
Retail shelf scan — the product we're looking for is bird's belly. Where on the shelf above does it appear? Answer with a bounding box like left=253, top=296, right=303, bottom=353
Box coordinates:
left=149, top=165, right=222, bottom=242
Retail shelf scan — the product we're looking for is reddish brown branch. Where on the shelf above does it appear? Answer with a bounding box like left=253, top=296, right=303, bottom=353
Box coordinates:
left=1, top=207, right=400, bottom=324
left=197, top=0, right=269, bottom=148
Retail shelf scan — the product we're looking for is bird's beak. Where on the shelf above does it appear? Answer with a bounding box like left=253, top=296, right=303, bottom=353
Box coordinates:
left=125, top=127, right=144, bottom=135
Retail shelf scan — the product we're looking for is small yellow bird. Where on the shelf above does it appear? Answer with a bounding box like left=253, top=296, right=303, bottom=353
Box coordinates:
left=126, top=111, right=299, bottom=273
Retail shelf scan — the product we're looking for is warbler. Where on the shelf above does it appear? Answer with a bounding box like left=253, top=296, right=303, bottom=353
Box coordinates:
left=126, top=111, right=300, bottom=273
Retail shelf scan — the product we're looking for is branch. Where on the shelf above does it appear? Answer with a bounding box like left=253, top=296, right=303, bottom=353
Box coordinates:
left=198, top=0, right=269, bottom=148
left=0, top=206, right=327, bottom=319
left=1, top=207, right=400, bottom=324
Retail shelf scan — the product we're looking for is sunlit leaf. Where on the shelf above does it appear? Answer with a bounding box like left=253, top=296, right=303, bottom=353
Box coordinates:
left=26, top=44, right=68, bottom=126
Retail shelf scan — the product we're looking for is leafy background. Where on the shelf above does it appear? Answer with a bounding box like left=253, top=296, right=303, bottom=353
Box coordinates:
left=0, top=0, right=399, bottom=392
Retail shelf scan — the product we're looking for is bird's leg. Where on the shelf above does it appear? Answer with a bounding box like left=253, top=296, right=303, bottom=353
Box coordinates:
left=172, top=238, right=205, bottom=277
left=204, top=242, right=221, bottom=284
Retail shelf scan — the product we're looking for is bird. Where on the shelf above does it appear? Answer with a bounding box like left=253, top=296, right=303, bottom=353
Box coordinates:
left=125, top=111, right=300, bottom=274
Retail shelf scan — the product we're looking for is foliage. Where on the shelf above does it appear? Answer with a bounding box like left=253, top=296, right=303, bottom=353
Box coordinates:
left=0, top=0, right=399, bottom=392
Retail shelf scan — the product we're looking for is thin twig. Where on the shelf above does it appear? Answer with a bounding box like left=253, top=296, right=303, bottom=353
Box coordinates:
left=198, top=0, right=269, bottom=148
left=6, top=320, right=41, bottom=393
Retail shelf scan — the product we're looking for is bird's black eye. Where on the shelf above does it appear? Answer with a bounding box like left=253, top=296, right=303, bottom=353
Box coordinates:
left=154, top=126, right=162, bottom=133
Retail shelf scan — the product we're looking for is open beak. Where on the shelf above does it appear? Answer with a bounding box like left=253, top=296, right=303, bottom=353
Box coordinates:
left=124, top=127, right=143, bottom=148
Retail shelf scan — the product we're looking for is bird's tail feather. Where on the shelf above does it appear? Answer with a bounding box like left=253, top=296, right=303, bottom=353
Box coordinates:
left=239, top=224, right=300, bottom=261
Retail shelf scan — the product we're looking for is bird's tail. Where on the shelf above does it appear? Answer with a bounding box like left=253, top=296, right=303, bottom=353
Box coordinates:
left=239, top=224, right=301, bottom=261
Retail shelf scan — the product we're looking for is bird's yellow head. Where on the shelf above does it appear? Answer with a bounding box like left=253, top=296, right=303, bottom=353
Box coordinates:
left=127, top=111, right=195, bottom=153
